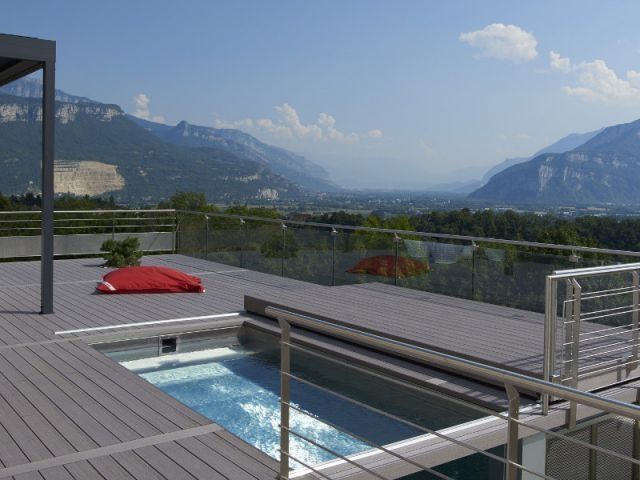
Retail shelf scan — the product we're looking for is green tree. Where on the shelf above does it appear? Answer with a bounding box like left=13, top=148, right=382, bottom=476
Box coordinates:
left=162, top=191, right=217, bottom=212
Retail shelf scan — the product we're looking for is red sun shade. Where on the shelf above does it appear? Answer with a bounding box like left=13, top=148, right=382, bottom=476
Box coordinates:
left=96, top=266, right=205, bottom=294
left=346, top=255, right=430, bottom=278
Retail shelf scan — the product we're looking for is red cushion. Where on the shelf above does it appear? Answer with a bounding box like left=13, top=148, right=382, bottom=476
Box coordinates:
left=96, top=266, right=205, bottom=294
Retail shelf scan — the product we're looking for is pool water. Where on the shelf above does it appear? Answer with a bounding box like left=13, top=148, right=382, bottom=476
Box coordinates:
left=121, top=340, right=481, bottom=469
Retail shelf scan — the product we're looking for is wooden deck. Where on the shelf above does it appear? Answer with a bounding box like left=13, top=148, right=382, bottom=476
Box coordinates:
left=0, top=254, right=635, bottom=479
left=0, top=255, right=303, bottom=480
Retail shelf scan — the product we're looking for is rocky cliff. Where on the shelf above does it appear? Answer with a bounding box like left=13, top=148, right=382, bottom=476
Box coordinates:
left=469, top=118, right=640, bottom=205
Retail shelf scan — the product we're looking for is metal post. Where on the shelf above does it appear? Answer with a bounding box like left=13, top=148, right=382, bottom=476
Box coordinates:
left=562, top=279, right=576, bottom=385
left=632, top=271, right=639, bottom=361
left=331, top=227, right=337, bottom=286
left=239, top=218, right=246, bottom=268
left=281, top=223, right=287, bottom=278
left=278, top=317, right=292, bottom=479
left=566, top=278, right=582, bottom=429
left=204, top=215, right=209, bottom=259
left=40, top=60, right=55, bottom=315
left=633, top=419, right=640, bottom=480
left=172, top=211, right=177, bottom=253
left=394, top=234, right=400, bottom=286
left=471, top=241, right=476, bottom=300
left=589, top=424, right=598, bottom=480
left=505, top=383, right=521, bottom=480
left=111, top=212, right=116, bottom=240
left=542, top=275, right=557, bottom=415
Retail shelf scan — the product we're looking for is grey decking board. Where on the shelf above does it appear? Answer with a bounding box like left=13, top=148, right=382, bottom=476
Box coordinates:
left=0, top=255, right=283, bottom=480
left=0, top=423, right=29, bottom=469
left=61, top=342, right=211, bottom=428
left=244, top=289, right=547, bottom=376
left=11, top=473, right=44, bottom=480
left=67, top=340, right=212, bottom=426
left=22, top=344, right=162, bottom=440
left=62, top=461, right=106, bottom=480
left=109, top=451, right=168, bottom=480
left=0, top=348, right=124, bottom=448
left=50, top=343, right=204, bottom=432
left=0, top=370, right=94, bottom=455
left=8, top=254, right=618, bottom=479
left=132, top=446, right=198, bottom=480
left=198, top=433, right=279, bottom=478
left=86, top=457, right=136, bottom=480
left=176, top=437, right=263, bottom=480
left=37, top=466, right=75, bottom=480
left=154, top=442, right=227, bottom=480
left=243, top=315, right=516, bottom=409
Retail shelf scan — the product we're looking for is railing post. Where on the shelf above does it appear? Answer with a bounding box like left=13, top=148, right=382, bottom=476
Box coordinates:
left=204, top=215, right=209, bottom=259
left=239, top=218, right=246, bottom=268
left=277, top=316, right=292, bottom=480
left=172, top=211, right=177, bottom=253
left=111, top=212, right=116, bottom=240
left=633, top=418, right=640, bottom=480
left=542, top=275, right=557, bottom=415
left=470, top=241, right=477, bottom=300
left=331, top=227, right=338, bottom=286
left=281, top=223, right=287, bottom=278
left=632, top=271, right=639, bottom=362
left=505, top=383, right=521, bottom=480
left=563, top=278, right=582, bottom=428
left=394, top=233, right=400, bottom=286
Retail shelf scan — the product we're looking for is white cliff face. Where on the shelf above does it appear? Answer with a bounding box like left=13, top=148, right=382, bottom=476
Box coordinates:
left=537, top=164, right=554, bottom=192
left=0, top=101, right=122, bottom=124
left=257, top=188, right=279, bottom=200
left=56, top=104, right=122, bottom=124
left=54, top=161, right=125, bottom=195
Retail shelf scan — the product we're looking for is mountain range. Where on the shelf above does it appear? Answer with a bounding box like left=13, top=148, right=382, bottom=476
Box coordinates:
left=469, top=118, right=640, bottom=205
left=0, top=78, right=335, bottom=202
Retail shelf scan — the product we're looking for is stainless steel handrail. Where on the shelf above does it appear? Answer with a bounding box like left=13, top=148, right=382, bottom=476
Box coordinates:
left=3, top=208, right=639, bottom=259
left=266, top=306, right=640, bottom=419
left=271, top=306, right=640, bottom=480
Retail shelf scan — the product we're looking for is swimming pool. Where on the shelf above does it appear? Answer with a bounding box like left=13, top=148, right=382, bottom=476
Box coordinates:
left=108, top=328, right=483, bottom=471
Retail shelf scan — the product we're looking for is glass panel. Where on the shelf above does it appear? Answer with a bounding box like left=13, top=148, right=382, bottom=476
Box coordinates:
left=241, top=218, right=283, bottom=276
left=176, top=212, right=207, bottom=259
left=333, top=229, right=397, bottom=287
left=206, top=216, right=244, bottom=267
left=472, top=246, right=591, bottom=312
left=282, top=225, right=334, bottom=285
left=398, top=237, right=473, bottom=299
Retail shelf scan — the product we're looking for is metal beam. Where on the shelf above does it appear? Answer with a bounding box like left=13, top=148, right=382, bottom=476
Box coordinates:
left=40, top=58, right=55, bottom=314
left=0, top=34, right=55, bottom=63
left=0, top=59, right=41, bottom=87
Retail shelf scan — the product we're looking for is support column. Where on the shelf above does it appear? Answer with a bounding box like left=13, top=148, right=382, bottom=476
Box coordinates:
left=40, top=60, right=55, bottom=314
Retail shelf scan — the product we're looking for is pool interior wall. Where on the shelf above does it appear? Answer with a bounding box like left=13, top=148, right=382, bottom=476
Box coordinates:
left=94, top=325, right=503, bottom=478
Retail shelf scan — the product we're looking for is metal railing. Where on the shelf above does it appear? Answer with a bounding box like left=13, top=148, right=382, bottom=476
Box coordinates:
left=543, top=263, right=640, bottom=420
left=0, top=209, right=176, bottom=258
left=270, top=306, right=640, bottom=480
left=176, top=210, right=640, bottom=313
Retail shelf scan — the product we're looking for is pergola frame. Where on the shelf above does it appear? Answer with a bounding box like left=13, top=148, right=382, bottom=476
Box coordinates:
left=0, top=34, right=56, bottom=314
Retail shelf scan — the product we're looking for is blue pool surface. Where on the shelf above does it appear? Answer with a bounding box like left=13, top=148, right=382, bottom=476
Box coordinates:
left=122, top=343, right=480, bottom=470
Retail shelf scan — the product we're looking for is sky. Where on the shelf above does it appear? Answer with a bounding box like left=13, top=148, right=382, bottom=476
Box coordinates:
left=3, top=0, right=640, bottom=189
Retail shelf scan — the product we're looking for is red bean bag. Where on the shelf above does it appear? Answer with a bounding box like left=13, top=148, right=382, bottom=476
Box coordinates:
left=347, top=255, right=430, bottom=278
left=96, top=266, right=205, bottom=294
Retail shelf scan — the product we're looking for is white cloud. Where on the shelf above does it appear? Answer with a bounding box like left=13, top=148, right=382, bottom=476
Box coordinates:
left=627, top=69, right=640, bottom=88
left=549, top=51, right=571, bottom=73
left=131, top=93, right=165, bottom=123
left=549, top=53, right=640, bottom=103
left=214, top=103, right=376, bottom=145
left=459, top=23, right=538, bottom=62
